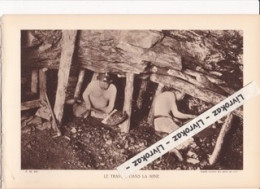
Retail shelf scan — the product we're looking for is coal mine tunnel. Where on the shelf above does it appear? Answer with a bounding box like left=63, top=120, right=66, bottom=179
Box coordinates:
left=21, top=30, right=243, bottom=170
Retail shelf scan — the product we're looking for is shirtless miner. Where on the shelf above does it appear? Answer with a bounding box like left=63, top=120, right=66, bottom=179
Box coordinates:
left=153, top=89, right=196, bottom=161
left=73, top=73, right=117, bottom=119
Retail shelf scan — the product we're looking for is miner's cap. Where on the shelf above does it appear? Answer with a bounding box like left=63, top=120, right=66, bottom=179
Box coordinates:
left=97, top=73, right=112, bottom=83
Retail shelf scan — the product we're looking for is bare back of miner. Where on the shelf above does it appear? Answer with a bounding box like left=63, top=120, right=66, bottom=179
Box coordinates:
left=153, top=90, right=196, bottom=160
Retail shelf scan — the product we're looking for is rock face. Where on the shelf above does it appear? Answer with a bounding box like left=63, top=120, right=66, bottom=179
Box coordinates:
left=77, top=30, right=180, bottom=73
left=21, top=30, right=62, bottom=68
left=22, top=30, right=242, bottom=71
left=147, top=43, right=182, bottom=70
left=77, top=30, right=147, bottom=73
left=163, top=30, right=242, bottom=71
left=22, top=29, right=243, bottom=97
left=120, top=30, right=163, bottom=49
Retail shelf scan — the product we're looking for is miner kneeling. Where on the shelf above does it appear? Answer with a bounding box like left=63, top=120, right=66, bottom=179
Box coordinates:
left=153, top=89, right=196, bottom=161
left=73, top=73, right=117, bottom=119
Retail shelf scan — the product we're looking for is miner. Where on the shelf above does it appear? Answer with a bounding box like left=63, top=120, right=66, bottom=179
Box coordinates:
left=153, top=89, right=196, bottom=161
left=73, top=73, right=117, bottom=119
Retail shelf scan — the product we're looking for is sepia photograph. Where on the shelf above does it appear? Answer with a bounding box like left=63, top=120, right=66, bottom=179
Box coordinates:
left=2, top=14, right=260, bottom=189
left=20, top=29, right=244, bottom=171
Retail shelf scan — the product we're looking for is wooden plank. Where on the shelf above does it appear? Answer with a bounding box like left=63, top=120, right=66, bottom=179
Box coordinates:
left=79, top=60, right=146, bottom=75
left=151, top=66, right=230, bottom=95
left=151, top=73, right=225, bottom=104
left=151, top=66, right=203, bottom=87
left=150, top=73, right=242, bottom=118
left=91, top=72, right=99, bottom=81
left=183, top=69, right=225, bottom=85
left=39, top=68, right=47, bottom=101
left=136, top=78, right=149, bottom=110
left=25, top=31, right=34, bottom=47
left=209, top=114, right=234, bottom=165
left=119, top=73, right=135, bottom=133
left=74, top=69, right=86, bottom=99
left=54, top=30, right=78, bottom=124
left=21, top=99, right=41, bottom=111
left=44, top=92, right=61, bottom=136
left=147, top=83, right=164, bottom=125
left=31, top=69, right=38, bottom=94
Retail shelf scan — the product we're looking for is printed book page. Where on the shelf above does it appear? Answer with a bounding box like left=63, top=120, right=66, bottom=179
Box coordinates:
left=1, top=15, right=260, bottom=189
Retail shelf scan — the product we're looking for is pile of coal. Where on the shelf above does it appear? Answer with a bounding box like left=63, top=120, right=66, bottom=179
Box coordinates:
left=63, top=117, right=204, bottom=170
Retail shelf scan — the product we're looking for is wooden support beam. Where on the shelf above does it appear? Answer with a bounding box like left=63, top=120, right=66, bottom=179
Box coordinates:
left=39, top=68, right=47, bottom=101
left=31, top=69, right=38, bottom=94
left=74, top=69, right=86, bottom=99
left=91, top=72, right=99, bottom=81
left=151, top=73, right=224, bottom=104
left=79, top=60, right=146, bottom=75
left=151, top=66, right=231, bottom=95
left=209, top=114, right=234, bottom=165
left=183, top=69, right=225, bottom=85
left=21, top=99, right=41, bottom=111
left=136, top=77, right=149, bottom=110
left=119, top=73, right=135, bottom=133
left=54, top=30, right=77, bottom=124
left=25, top=31, right=35, bottom=47
left=218, top=85, right=236, bottom=95
left=147, top=83, right=164, bottom=125
left=150, top=73, right=242, bottom=118
left=151, top=66, right=204, bottom=88
left=44, top=91, right=61, bottom=136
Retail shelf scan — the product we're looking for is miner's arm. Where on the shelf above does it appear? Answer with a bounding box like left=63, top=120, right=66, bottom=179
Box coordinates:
left=82, top=82, right=94, bottom=110
left=170, top=97, right=196, bottom=119
left=102, top=85, right=117, bottom=114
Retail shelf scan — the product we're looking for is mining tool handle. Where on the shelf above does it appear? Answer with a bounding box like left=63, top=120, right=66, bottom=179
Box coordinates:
left=44, top=92, right=61, bottom=137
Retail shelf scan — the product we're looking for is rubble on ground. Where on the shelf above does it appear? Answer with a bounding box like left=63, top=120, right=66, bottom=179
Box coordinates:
left=21, top=114, right=243, bottom=170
